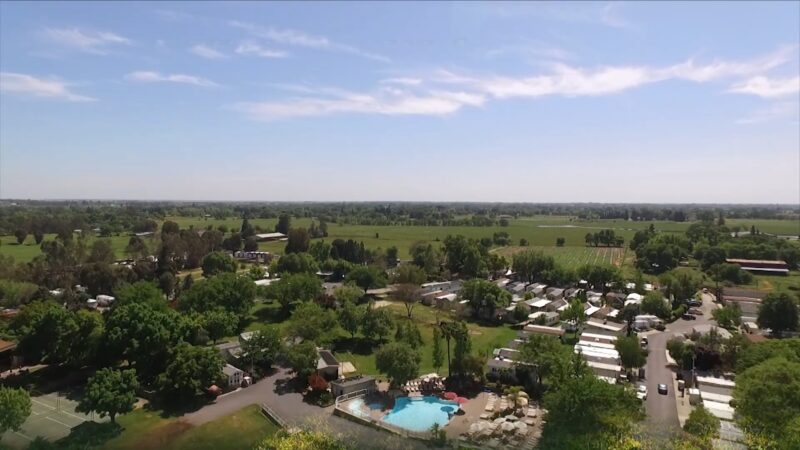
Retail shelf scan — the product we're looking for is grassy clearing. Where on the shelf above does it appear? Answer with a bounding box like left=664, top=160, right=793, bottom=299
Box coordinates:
left=0, top=233, right=152, bottom=263
left=334, top=302, right=517, bottom=377
left=66, top=405, right=277, bottom=450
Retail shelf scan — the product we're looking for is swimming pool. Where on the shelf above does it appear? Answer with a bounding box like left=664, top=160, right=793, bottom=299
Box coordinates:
left=382, top=396, right=459, bottom=432
left=346, top=398, right=384, bottom=418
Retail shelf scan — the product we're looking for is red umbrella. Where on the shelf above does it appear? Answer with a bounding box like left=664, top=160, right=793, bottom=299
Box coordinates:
left=443, top=391, right=458, bottom=400
left=455, top=397, right=469, bottom=404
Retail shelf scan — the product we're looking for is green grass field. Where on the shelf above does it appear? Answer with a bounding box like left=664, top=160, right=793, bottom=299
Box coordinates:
left=333, top=301, right=517, bottom=377
left=2, top=215, right=796, bottom=266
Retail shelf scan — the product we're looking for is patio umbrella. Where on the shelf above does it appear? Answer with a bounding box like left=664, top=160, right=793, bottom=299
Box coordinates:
left=516, top=391, right=530, bottom=398
left=504, top=414, right=519, bottom=422
left=516, top=397, right=529, bottom=407
left=443, top=391, right=458, bottom=400
left=456, top=396, right=469, bottom=404
left=500, top=421, right=516, bottom=433
left=514, top=422, right=529, bottom=434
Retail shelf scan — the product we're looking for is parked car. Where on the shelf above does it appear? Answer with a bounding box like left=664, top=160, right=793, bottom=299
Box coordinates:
left=688, top=307, right=704, bottom=315
left=681, top=313, right=696, bottom=320
left=637, top=384, right=648, bottom=401
left=687, top=300, right=702, bottom=307
left=658, top=384, right=668, bottom=395
left=640, top=338, right=649, bottom=349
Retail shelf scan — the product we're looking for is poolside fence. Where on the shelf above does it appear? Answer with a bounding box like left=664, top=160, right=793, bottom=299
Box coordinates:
left=260, top=403, right=288, bottom=428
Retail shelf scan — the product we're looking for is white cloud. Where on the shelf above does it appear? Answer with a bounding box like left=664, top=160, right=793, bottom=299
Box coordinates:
left=381, top=77, right=423, bottom=86
left=40, top=27, right=131, bottom=55
left=125, top=71, right=218, bottom=87
left=728, top=76, right=800, bottom=98
left=736, top=101, right=799, bottom=124
left=235, top=41, right=288, bottom=59
left=231, top=86, right=485, bottom=121
left=230, top=21, right=390, bottom=63
left=0, top=72, right=95, bottom=102
left=189, top=44, right=227, bottom=60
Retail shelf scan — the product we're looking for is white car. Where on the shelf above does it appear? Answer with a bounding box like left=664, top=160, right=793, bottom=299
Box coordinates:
left=636, top=385, right=648, bottom=401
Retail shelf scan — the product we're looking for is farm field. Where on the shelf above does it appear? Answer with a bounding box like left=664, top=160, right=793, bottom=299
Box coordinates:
left=492, top=245, right=626, bottom=269
left=2, top=216, right=797, bottom=263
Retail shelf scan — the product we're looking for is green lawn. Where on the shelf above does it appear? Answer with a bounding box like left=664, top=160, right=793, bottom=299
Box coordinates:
left=334, top=302, right=517, bottom=377
left=0, top=233, right=150, bottom=263
left=57, top=405, right=278, bottom=450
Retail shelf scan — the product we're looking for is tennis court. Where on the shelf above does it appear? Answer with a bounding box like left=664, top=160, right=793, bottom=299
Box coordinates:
left=0, top=391, right=108, bottom=449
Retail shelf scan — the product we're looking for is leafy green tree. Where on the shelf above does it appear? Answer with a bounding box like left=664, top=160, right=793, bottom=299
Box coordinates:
left=577, top=264, right=622, bottom=292
left=105, top=303, right=190, bottom=382
left=161, top=221, right=180, bottom=235
left=516, top=334, right=573, bottom=391
left=361, top=304, right=394, bottom=344
left=394, top=283, right=422, bottom=319
left=240, top=219, right=256, bottom=238
left=734, top=357, right=800, bottom=439
left=333, top=284, right=363, bottom=305
left=14, top=229, right=27, bottom=244
left=683, top=405, right=720, bottom=442
left=221, top=232, right=243, bottom=252
left=201, top=309, right=239, bottom=343
left=712, top=304, right=742, bottom=329
left=288, top=301, right=338, bottom=344
left=273, top=252, right=319, bottom=275
left=615, top=336, right=648, bottom=374
left=337, top=300, right=363, bottom=339
left=386, top=246, right=399, bottom=267
left=286, top=341, right=319, bottom=380
left=736, top=338, right=800, bottom=373
left=460, top=278, right=512, bottom=320
left=392, top=264, right=427, bottom=285
left=201, top=251, right=237, bottom=278
left=308, top=240, right=331, bottom=263
left=375, top=342, right=421, bottom=387
left=540, top=375, right=643, bottom=449
left=87, top=240, right=116, bottom=264
left=156, top=343, right=223, bottom=401
left=432, top=327, right=444, bottom=373
left=241, top=326, right=282, bottom=372
left=243, top=236, right=259, bottom=252
left=641, top=292, right=671, bottom=319
left=345, top=266, right=387, bottom=294
left=114, top=281, right=166, bottom=310
left=395, top=320, right=423, bottom=347
left=409, top=242, right=441, bottom=279
left=275, top=214, right=291, bottom=234
left=265, top=273, right=323, bottom=311
left=180, top=273, right=256, bottom=319
left=77, top=368, right=139, bottom=423
left=660, top=269, right=701, bottom=307
left=0, top=387, right=31, bottom=433
left=512, top=250, right=555, bottom=284
left=561, top=299, right=586, bottom=330
left=285, top=228, right=311, bottom=254
left=757, top=292, right=799, bottom=336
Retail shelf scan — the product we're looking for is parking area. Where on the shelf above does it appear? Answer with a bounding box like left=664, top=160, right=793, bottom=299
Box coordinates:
left=0, top=391, right=107, bottom=449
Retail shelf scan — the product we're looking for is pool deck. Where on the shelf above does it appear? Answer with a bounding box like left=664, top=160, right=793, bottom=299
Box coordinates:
left=444, top=391, right=489, bottom=439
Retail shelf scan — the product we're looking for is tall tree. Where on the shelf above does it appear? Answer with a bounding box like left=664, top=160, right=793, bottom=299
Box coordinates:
left=201, top=309, right=239, bottom=343
left=265, top=273, right=322, bottom=311
left=288, top=301, right=338, bottom=344
left=14, top=229, right=27, bottom=245
left=394, top=283, right=422, bottom=319
left=337, top=300, right=363, bottom=339
left=0, top=387, right=31, bottom=433
left=201, top=251, right=237, bottom=278
left=432, top=327, right=444, bottom=373
left=683, top=405, right=720, bottom=443
left=240, top=327, right=282, bottom=373
left=240, top=219, right=256, bottom=238
left=361, top=303, right=394, bottom=344
left=734, top=357, right=800, bottom=440
left=757, top=292, right=799, bottom=336
left=275, top=214, right=291, bottom=234
left=156, top=343, right=223, bottom=401
left=180, top=273, right=256, bottom=319
left=77, top=368, right=139, bottom=423
left=345, top=266, right=387, bottom=294
left=286, top=341, right=319, bottom=380
left=615, top=336, right=648, bottom=375
left=375, top=342, right=421, bottom=387
left=285, top=228, right=311, bottom=254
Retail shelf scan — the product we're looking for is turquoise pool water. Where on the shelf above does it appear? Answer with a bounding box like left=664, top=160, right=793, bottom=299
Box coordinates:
left=382, top=396, right=459, bottom=432
left=346, top=398, right=383, bottom=418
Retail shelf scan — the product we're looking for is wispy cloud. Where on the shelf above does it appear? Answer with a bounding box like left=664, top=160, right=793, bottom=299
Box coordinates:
left=40, top=27, right=131, bottom=55
left=235, top=41, right=288, bottom=59
left=231, top=86, right=484, bottom=121
left=728, top=76, right=800, bottom=98
left=189, top=44, right=227, bottom=60
left=381, top=77, right=423, bottom=86
left=736, top=101, right=799, bottom=124
left=230, top=21, right=390, bottom=63
left=231, top=47, right=796, bottom=121
left=125, top=71, right=218, bottom=87
left=0, top=72, right=95, bottom=102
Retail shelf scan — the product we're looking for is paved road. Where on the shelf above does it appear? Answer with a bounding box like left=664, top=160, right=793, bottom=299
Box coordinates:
left=181, top=367, right=426, bottom=450
left=642, top=293, right=717, bottom=439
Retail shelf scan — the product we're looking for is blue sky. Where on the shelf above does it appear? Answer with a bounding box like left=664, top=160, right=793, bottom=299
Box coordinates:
left=1, top=1, right=798, bottom=203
